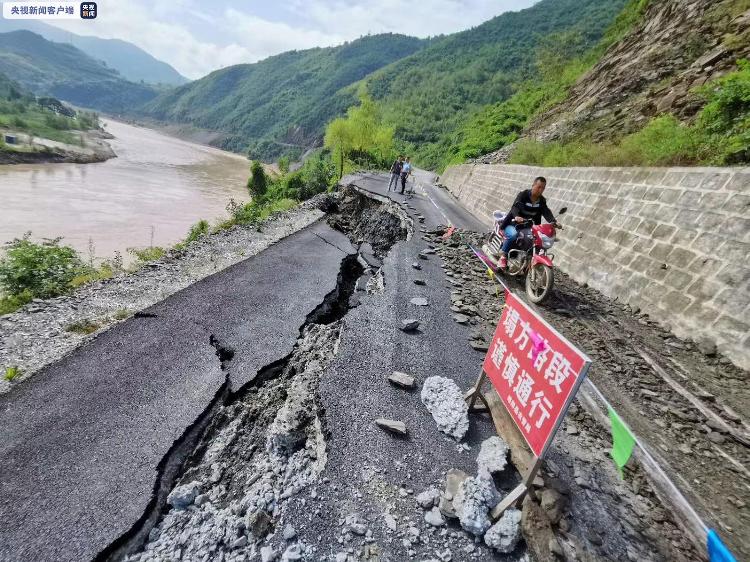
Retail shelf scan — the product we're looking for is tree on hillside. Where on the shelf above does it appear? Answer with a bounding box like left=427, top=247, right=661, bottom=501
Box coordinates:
left=324, top=91, right=394, bottom=178
left=248, top=161, right=267, bottom=199
left=324, top=117, right=354, bottom=179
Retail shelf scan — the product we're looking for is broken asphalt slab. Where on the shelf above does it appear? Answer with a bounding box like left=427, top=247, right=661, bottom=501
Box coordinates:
left=0, top=220, right=356, bottom=562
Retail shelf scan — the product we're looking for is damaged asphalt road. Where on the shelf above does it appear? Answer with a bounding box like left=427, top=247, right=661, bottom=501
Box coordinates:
left=0, top=221, right=356, bottom=562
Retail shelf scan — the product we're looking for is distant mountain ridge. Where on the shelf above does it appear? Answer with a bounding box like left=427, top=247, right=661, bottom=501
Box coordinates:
left=0, top=19, right=188, bottom=86
left=136, top=0, right=626, bottom=165
left=0, top=30, right=158, bottom=112
left=140, top=33, right=427, bottom=158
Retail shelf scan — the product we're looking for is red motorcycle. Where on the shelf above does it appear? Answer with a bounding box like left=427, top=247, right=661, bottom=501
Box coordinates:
left=482, top=208, right=567, bottom=303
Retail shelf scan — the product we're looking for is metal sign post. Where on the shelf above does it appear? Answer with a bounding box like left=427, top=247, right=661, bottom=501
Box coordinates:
left=466, top=290, right=591, bottom=520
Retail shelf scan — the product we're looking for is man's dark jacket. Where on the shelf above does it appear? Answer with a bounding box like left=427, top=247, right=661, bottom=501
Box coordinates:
left=500, top=189, right=556, bottom=229
left=390, top=160, right=403, bottom=174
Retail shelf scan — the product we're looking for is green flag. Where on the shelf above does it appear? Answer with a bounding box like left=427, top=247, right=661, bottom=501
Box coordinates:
left=608, top=407, right=635, bottom=477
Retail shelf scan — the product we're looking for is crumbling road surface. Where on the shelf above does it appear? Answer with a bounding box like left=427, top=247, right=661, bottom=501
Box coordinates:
left=0, top=222, right=357, bottom=561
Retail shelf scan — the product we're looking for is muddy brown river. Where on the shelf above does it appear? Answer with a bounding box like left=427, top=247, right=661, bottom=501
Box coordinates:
left=0, top=119, right=251, bottom=261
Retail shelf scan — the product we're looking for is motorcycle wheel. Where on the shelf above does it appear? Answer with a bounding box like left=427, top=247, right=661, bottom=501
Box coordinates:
left=526, top=263, right=554, bottom=304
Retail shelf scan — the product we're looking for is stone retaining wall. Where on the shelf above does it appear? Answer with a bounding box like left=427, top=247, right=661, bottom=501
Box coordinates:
left=439, top=164, right=750, bottom=371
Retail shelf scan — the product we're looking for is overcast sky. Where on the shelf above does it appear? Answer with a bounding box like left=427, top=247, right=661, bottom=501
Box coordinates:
left=46, top=0, right=538, bottom=79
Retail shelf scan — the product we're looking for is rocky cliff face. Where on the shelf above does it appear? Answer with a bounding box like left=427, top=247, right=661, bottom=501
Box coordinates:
left=483, top=0, right=750, bottom=161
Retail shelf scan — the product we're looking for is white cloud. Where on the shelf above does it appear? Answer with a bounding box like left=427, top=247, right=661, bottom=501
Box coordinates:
left=48, top=0, right=539, bottom=79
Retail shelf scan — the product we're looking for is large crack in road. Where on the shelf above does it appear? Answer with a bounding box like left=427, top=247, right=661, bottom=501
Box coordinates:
left=100, top=188, right=409, bottom=562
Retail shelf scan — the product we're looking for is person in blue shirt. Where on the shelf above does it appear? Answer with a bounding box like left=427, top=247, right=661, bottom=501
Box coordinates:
left=400, top=157, right=413, bottom=194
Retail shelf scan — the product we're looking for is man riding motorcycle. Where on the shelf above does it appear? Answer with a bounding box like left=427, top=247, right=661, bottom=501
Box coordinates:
left=498, top=176, right=561, bottom=270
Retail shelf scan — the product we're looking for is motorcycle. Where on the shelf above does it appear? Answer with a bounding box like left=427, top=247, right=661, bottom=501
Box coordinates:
left=481, top=207, right=568, bottom=304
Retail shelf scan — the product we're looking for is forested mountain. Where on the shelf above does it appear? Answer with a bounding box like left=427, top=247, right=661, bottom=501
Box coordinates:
left=364, top=0, right=627, bottom=168
left=0, top=72, right=29, bottom=100
left=0, top=19, right=188, bottom=86
left=0, top=30, right=158, bottom=112
left=140, top=34, right=426, bottom=158
left=137, top=0, right=625, bottom=166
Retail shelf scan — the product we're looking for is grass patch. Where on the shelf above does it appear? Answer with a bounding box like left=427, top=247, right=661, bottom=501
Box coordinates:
left=4, top=366, right=20, bottom=381
left=65, top=319, right=101, bottom=335
left=127, top=246, right=166, bottom=264
left=509, top=60, right=750, bottom=167
left=113, top=308, right=130, bottom=320
left=0, top=289, right=33, bottom=315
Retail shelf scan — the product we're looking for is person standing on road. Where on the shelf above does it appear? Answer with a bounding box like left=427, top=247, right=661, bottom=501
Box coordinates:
left=497, top=176, right=560, bottom=270
left=400, top=157, right=412, bottom=194
left=388, top=155, right=404, bottom=191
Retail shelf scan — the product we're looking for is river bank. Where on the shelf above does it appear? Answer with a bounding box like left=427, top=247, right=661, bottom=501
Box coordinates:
left=0, top=127, right=116, bottom=165
left=0, top=118, right=252, bottom=261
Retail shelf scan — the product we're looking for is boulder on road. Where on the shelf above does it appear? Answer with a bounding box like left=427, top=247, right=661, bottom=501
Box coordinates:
left=476, top=436, right=510, bottom=479
left=401, top=319, right=420, bottom=332
left=484, top=508, right=522, bottom=553
left=420, top=376, right=469, bottom=440
left=375, top=418, right=407, bottom=435
left=453, top=476, right=496, bottom=536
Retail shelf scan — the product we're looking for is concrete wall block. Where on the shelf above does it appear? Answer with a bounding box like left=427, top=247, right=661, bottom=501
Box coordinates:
left=699, top=191, right=732, bottom=212
left=677, top=190, right=703, bottom=210
left=661, top=171, right=685, bottom=187
left=639, top=202, right=665, bottom=221
left=699, top=172, right=732, bottom=191
left=726, top=172, right=750, bottom=194
left=665, top=270, right=694, bottom=291
left=712, top=315, right=750, bottom=345
left=716, top=263, right=750, bottom=286
left=722, top=194, right=750, bottom=216
left=652, top=224, right=676, bottom=241
left=644, top=170, right=668, bottom=185
left=636, top=219, right=659, bottom=237
left=681, top=172, right=704, bottom=188
left=686, top=278, right=723, bottom=299
left=659, top=290, right=693, bottom=313
left=718, top=240, right=750, bottom=263
left=720, top=217, right=750, bottom=241
left=670, top=227, right=699, bottom=247
left=643, top=187, right=664, bottom=202
left=658, top=189, right=682, bottom=204
left=667, top=247, right=698, bottom=266
left=649, top=242, right=673, bottom=262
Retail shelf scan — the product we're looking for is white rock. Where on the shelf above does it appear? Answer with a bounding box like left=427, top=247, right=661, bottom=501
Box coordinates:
left=384, top=514, right=398, bottom=532
left=476, top=436, right=510, bottom=479
left=420, top=377, right=469, bottom=440
left=453, top=477, right=497, bottom=536
left=425, top=507, right=446, bottom=527
left=416, top=488, right=440, bottom=509
left=283, top=523, right=297, bottom=541
left=167, top=481, right=202, bottom=510
left=260, top=546, right=278, bottom=562
left=484, top=508, right=522, bottom=553
left=281, top=544, right=303, bottom=561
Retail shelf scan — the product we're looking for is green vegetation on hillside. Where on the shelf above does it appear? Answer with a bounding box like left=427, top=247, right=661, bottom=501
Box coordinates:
left=510, top=59, right=750, bottom=167
left=364, top=0, right=627, bottom=170
left=438, top=0, right=650, bottom=170
left=141, top=34, right=425, bottom=160
left=0, top=30, right=157, bottom=113
left=324, top=92, right=394, bottom=177
left=0, top=72, right=100, bottom=147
